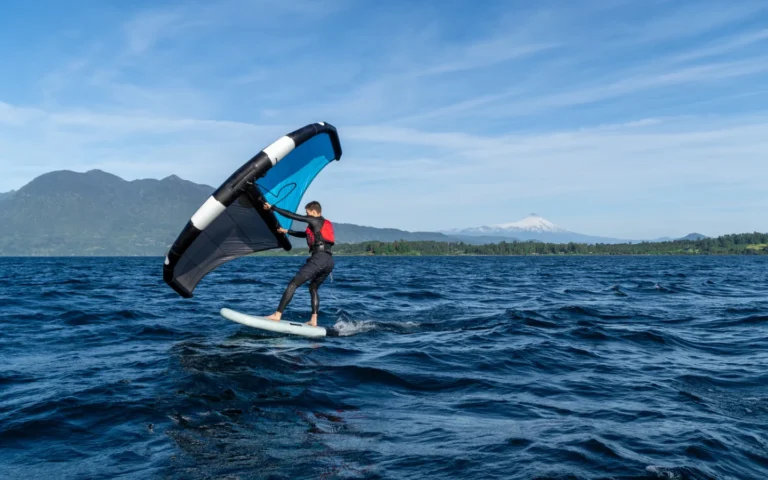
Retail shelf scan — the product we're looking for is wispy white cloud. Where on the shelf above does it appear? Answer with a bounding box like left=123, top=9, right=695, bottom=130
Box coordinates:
left=413, top=42, right=559, bottom=77
left=669, top=29, right=768, bottom=63
left=123, top=10, right=185, bottom=55
left=609, top=1, right=768, bottom=46
left=505, top=57, right=768, bottom=114
left=385, top=54, right=768, bottom=125
left=0, top=102, right=44, bottom=126
left=120, top=0, right=336, bottom=57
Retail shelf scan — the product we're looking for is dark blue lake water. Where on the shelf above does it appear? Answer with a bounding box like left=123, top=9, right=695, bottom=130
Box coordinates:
left=1, top=256, right=768, bottom=479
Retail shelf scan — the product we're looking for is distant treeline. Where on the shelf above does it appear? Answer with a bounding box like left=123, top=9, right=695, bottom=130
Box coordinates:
left=262, top=232, right=768, bottom=256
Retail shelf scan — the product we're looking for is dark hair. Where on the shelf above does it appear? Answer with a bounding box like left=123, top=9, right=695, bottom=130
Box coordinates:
left=305, top=201, right=322, bottom=214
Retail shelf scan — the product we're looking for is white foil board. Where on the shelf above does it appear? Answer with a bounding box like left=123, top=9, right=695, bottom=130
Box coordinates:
left=221, top=308, right=327, bottom=338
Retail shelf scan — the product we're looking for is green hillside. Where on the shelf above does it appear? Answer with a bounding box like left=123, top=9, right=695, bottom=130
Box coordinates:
left=0, top=170, right=487, bottom=255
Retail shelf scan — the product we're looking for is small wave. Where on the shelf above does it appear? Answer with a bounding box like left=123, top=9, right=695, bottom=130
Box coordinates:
left=0, top=296, right=27, bottom=308
left=477, top=437, right=533, bottom=454
left=578, top=437, right=624, bottom=460
left=709, top=314, right=768, bottom=328
left=569, top=326, right=612, bottom=341
left=565, top=345, right=599, bottom=357
left=725, top=307, right=761, bottom=315
left=332, top=319, right=377, bottom=336
left=558, top=305, right=633, bottom=320
left=663, top=273, right=687, bottom=278
left=645, top=465, right=712, bottom=480
left=523, top=317, right=561, bottom=329
left=646, top=465, right=683, bottom=479
left=330, top=365, right=493, bottom=392
left=610, top=285, right=629, bottom=297
left=737, top=315, right=768, bottom=324
left=225, top=278, right=274, bottom=286
left=54, top=278, right=90, bottom=285
left=61, top=310, right=102, bottom=326
left=622, top=330, right=670, bottom=346
left=626, top=282, right=679, bottom=294
left=392, top=290, right=445, bottom=300
left=113, top=309, right=142, bottom=320
left=41, top=290, right=69, bottom=298
left=506, top=309, right=561, bottom=329
left=85, top=292, right=119, bottom=301
left=0, top=371, right=36, bottom=386
left=132, top=324, right=178, bottom=338
left=0, top=417, right=88, bottom=443
left=333, top=283, right=373, bottom=292
left=564, top=288, right=600, bottom=295
left=655, top=283, right=677, bottom=293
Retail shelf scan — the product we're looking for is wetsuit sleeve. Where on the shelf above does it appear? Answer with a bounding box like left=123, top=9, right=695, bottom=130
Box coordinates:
left=287, top=230, right=307, bottom=238
left=271, top=205, right=324, bottom=231
left=271, top=205, right=311, bottom=222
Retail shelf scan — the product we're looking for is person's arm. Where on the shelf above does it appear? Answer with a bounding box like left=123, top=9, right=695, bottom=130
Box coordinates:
left=270, top=205, right=311, bottom=223
left=267, top=203, right=324, bottom=231
left=286, top=229, right=306, bottom=238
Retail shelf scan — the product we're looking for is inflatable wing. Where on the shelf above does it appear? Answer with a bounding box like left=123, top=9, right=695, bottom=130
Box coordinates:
left=163, top=122, right=342, bottom=298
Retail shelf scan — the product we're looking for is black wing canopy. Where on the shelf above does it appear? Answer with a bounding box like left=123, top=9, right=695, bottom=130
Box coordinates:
left=163, top=122, right=342, bottom=298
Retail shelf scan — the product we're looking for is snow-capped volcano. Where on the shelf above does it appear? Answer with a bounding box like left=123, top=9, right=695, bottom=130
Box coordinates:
left=445, top=214, right=631, bottom=244
left=447, top=214, right=567, bottom=235
left=490, top=213, right=567, bottom=233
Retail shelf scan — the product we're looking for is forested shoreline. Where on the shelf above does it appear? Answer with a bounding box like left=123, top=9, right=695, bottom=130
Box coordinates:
left=258, top=233, right=768, bottom=256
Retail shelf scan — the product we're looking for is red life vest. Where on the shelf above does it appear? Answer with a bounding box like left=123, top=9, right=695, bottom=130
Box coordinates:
left=305, top=219, right=335, bottom=250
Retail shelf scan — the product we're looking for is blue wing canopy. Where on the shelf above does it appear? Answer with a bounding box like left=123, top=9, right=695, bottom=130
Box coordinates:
left=163, top=123, right=342, bottom=298
left=257, top=133, right=338, bottom=230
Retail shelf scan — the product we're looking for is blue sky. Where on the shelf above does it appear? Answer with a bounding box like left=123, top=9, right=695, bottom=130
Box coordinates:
left=0, top=0, right=767, bottom=238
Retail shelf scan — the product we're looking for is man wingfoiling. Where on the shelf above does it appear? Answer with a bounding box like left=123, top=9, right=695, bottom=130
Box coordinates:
left=262, top=200, right=335, bottom=327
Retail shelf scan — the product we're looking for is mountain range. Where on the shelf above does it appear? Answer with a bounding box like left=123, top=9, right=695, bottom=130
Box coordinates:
left=0, top=170, right=709, bottom=255
left=444, top=215, right=711, bottom=244
left=443, top=214, right=634, bottom=244
left=0, top=170, right=507, bottom=255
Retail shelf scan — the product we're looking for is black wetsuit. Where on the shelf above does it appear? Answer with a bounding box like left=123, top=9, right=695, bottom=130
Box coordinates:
left=270, top=206, right=334, bottom=315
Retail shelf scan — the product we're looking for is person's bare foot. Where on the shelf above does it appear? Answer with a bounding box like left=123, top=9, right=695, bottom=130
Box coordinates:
left=305, top=314, right=318, bottom=327
left=264, top=312, right=282, bottom=322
